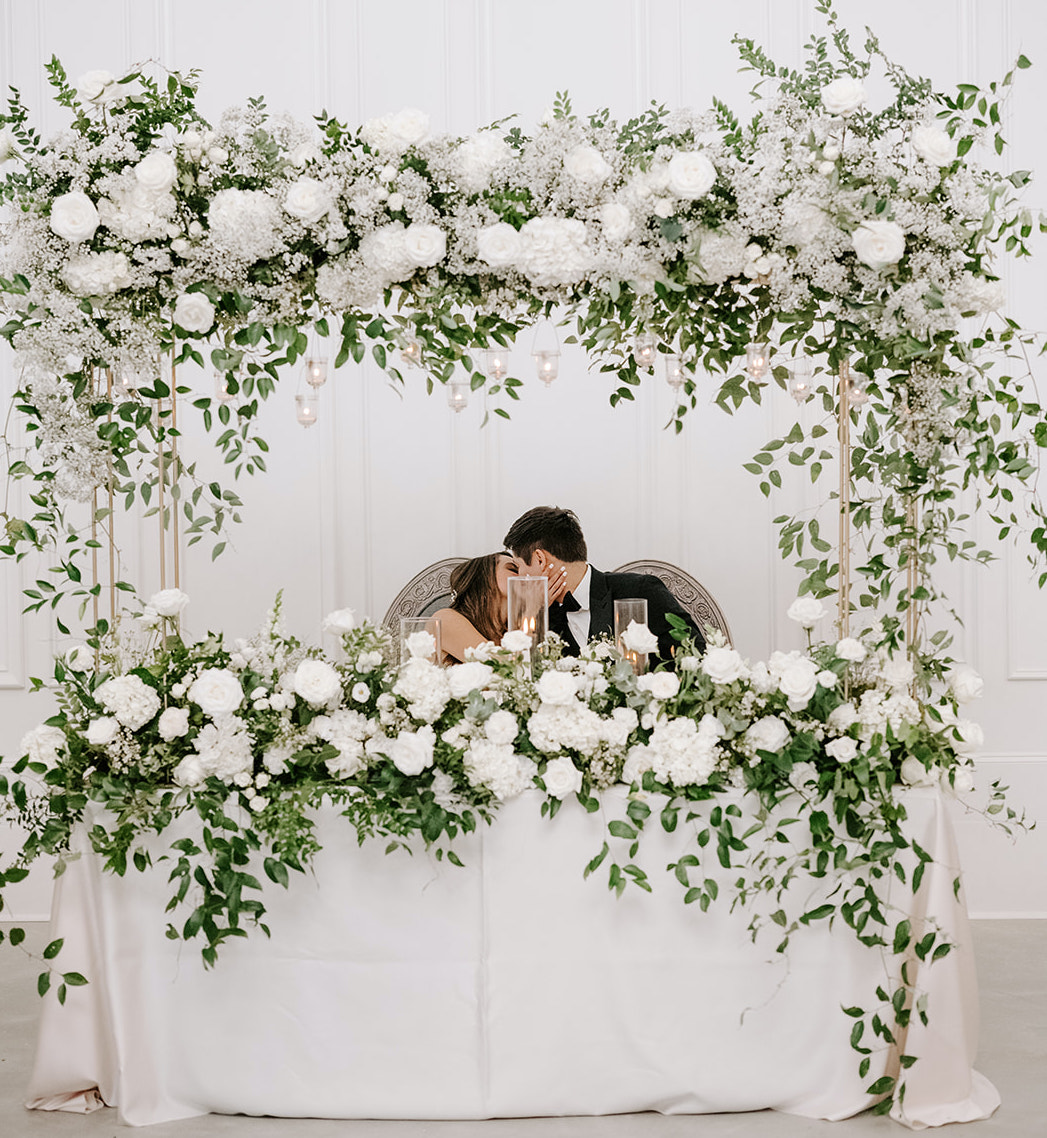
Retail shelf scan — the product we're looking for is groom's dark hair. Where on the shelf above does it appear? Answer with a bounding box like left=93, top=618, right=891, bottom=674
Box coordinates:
left=503, top=506, right=587, bottom=563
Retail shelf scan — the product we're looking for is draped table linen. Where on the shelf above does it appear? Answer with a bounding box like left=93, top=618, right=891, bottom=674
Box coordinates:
left=26, top=786, right=998, bottom=1128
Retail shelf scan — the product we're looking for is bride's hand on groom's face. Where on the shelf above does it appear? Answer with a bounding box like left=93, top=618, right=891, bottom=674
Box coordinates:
left=543, top=561, right=570, bottom=605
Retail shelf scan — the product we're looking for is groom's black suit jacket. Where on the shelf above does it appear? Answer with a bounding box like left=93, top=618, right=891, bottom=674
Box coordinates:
left=554, top=567, right=706, bottom=665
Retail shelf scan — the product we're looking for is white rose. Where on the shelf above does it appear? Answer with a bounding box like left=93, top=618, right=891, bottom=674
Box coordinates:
left=948, top=766, right=976, bottom=795
left=745, top=715, right=791, bottom=755
left=158, top=706, right=190, bottom=742
left=291, top=141, right=320, bottom=167
left=148, top=588, right=189, bottom=617
left=666, top=151, right=716, bottom=199
left=447, top=661, right=495, bottom=699
left=323, top=608, right=357, bottom=634
left=388, top=725, right=435, bottom=776
left=500, top=629, right=532, bottom=653
left=50, top=191, right=100, bottom=242
left=621, top=621, right=659, bottom=655
left=835, top=637, right=867, bottom=662
left=173, top=753, right=207, bottom=787
left=0, top=128, right=18, bottom=163
left=388, top=107, right=430, bottom=147
left=403, top=223, right=447, bottom=267
left=821, top=76, right=866, bottom=116
left=653, top=198, right=675, bottom=219
left=172, top=292, right=214, bottom=334
left=284, top=176, right=332, bottom=224
left=778, top=658, right=820, bottom=710
left=542, top=755, right=584, bottom=800
left=912, top=125, right=955, bottom=166
left=880, top=654, right=915, bottom=690
left=477, top=222, right=521, bottom=269
left=86, top=717, right=119, bottom=746
left=817, top=670, right=838, bottom=689
left=351, top=682, right=370, bottom=702
left=135, top=150, right=177, bottom=194
left=599, top=202, right=632, bottom=243
left=825, top=736, right=859, bottom=763
left=188, top=668, right=243, bottom=715
left=485, top=710, right=519, bottom=745
left=536, top=670, right=578, bottom=706
left=828, top=702, right=859, bottom=733
left=787, top=596, right=827, bottom=629
left=293, top=659, right=342, bottom=707
left=76, top=69, right=116, bottom=104
left=852, top=220, right=906, bottom=270
left=950, top=718, right=984, bottom=755
left=637, top=672, right=681, bottom=701
left=950, top=666, right=984, bottom=704
left=386, top=192, right=405, bottom=212
left=564, top=144, right=612, bottom=185
left=701, top=646, right=748, bottom=685
left=900, top=754, right=937, bottom=787
left=64, top=645, right=92, bottom=672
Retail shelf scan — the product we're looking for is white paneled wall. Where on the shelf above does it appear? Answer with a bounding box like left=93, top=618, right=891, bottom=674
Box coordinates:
left=0, top=0, right=1044, bottom=918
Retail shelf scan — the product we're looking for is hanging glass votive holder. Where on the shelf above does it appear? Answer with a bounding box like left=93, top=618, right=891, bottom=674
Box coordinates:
left=848, top=372, right=871, bottom=406
left=664, top=354, right=686, bottom=391
left=788, top=357, right=814, bottom=404
left=746, top=342, right=770, bottom=380
left=295, top=391, right=319, bottom=427
left=531, top=319, right=560, bottom=386
left=484, top=348, right=509, bottom=381
left=534, top=350, right=559, bottom=385
left=215, top=371, right=236, bottom=403
left=633, top=333, right=657, bottom=370
left=303, top=356, right=328, bottom=388
left=401, top=340, right=422, bottom=368
left=447, top=378, right=470, bottom=413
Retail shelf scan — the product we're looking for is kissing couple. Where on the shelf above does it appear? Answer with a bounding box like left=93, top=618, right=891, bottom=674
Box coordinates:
left=431, top=506, right=706, bottom=666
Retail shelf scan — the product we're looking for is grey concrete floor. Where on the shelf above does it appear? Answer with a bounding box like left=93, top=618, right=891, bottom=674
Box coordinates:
left=0, top=921, right=1043, bottom=1135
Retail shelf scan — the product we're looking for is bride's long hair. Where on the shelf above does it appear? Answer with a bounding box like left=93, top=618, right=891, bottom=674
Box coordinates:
left=449, top=553, right=507, bottom=646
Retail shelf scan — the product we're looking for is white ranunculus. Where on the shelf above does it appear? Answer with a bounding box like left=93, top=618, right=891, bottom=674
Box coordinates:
left=96, top=674, right=162, bottom=730
left=284, top=176, right=332, bottom=224
left=76, top=69, right=116, bottom=104
left=485, top=709, right=519, bottom=745
left=0, top=128, right=18, bottom=163
left=50, top=191, right=100, bottom=243
left=86, top=717, right=119, bottom=746
left=403, top=223, right=447, bottom=267
left=778, top=658, right=820, bottom=710
left=950, top=666, right=984, bottom=703
left=564, top=144, right=612, bottom=185
left=787, top=596, right=827, bottom=629
left=666, top=151, right=716, bottom=199
left=135, top=150, right=177, bottom=194
left=821, top=76, right=866, bottom=116
left=172, top=292, right=214, bottom=334
left=701, top=646, right=748, bottom=685
left=536, top=669, right=578, bottom=706
left=900, top=754, right=937, bottom=787
left=148, top=588, right=189, bottom=617
left=158, top=706, right=190, bottom=742
left=852, top=220, right=906, bottom=270
left=825, top=736, right=859, bottom=763
left=323, top=608, right=357, bottom=634
left=912, top=125, right=955, bottom=166
left=447, top=661, right=495, bottom=699
left=835, top=637, right=867, bottom=662
left=188, top=668, right=243, bottom=716
left=476, top=222, right=521, bottom=269
left=745, top=715, right=791, bottom=755
left=599, top=202, right=632, bottom=243
left=388, top=107, right=430, bottom=148
left=621, top=621, right=659, bottom=655
left=500, top=629, right=532, bottom=653
left=293, top=659, right=342, bottom=707
left=542, top=755, right=583, bottom=799
left=388, top=725, right=436, bottom=776
left=637, top=672, right=681, bottom=701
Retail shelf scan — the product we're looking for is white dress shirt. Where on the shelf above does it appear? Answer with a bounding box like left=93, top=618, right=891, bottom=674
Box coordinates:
left=567, top=564, right=592, bottom=648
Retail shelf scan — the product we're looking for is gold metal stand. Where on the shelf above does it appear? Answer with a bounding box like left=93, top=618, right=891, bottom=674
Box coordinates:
left=837, top=360, right=851, bottom=639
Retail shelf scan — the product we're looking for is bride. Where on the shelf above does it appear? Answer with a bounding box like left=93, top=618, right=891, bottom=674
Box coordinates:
left=429, top=552, right=568, bottom=664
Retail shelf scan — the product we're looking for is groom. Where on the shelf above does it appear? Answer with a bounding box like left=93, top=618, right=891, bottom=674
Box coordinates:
left=503, top=506, right=706, bottom=664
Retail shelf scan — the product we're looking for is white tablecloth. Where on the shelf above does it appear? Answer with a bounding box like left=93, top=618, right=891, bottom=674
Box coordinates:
left=26, top=787, right=999, bottom=1127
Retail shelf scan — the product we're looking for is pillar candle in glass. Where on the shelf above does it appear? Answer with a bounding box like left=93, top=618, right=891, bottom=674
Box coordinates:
left=507, top=575, right=548, bottom=652
left=614, top=598, right=650, bottom=675
left=399, top=616, right=441, bottom=666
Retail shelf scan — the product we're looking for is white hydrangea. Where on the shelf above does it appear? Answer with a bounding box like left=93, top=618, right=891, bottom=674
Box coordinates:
left=393, top=657, right=450, bottom=723
left=207, top=187, right=283, bottom=262
left=177, top=715, right=254, bottom=785
left=61, top=251, right=133, bottom=296
left=20, top=724, right=67, bottom=765
left=96, top=674, right=162, bottom=730
left=463, top=738, right=537, bottom=799
left=516, top=217, right=589, bottom=286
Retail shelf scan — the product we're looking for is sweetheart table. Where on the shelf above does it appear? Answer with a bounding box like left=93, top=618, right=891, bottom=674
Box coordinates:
left=25, top=787, right=998, bottom=1128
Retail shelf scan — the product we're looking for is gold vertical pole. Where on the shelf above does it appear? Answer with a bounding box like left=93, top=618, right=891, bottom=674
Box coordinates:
left=90, top=368, right=100, bottom=635
left=837, top=360, right=851, bottom=639
left=906, top=496, right=919, bottom=655
left=157, top=383, right=166, bottom=591
left=170, top=353, right=180, bottom=589
left=105, top=369, right=116, bottom=625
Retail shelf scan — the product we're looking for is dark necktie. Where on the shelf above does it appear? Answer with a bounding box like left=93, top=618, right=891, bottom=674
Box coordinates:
left=548, top=591, right=581, bottom=655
